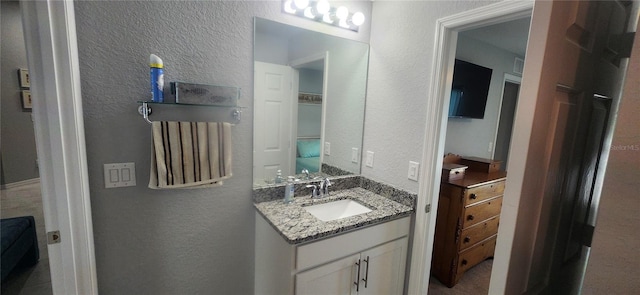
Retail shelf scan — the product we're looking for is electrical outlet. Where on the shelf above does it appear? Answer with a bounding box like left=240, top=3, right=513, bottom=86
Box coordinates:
left=351, top=148, right=359, bottom=163
left=104, top=162, right=136, bottom=188
left=408, top=161, right=420, bottom=181
left=488, top=141, right=493, bottom=153
left=324, top=142, right=331, bottom=156
left=365, top=151, right=374, bottom=168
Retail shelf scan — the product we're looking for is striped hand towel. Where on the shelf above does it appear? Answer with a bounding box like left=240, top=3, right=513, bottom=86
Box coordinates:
left=149, top=121, right=232, bottom=189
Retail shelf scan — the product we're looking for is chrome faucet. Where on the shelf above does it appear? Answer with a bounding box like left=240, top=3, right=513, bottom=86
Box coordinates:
left=301, top=169, right=310, bottom=180
left=319, top=178, right=332, bottom=197
left=306, top=184, right=320, bottom=199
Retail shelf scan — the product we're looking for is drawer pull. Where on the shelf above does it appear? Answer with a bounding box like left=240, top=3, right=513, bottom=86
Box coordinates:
left=463, top=236, right=471, bottom=243
left=467, top=215, right=474, bottom=221
left=354, top=259, right=361, bottom=292
left=362, top=256, right=370, bottom=288
left=461, top=259, right=468, bottom=266
left=469, top=193, right=477, bottom=200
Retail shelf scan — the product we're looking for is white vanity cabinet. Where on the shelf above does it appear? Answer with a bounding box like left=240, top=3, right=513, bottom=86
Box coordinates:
left=296, top=238, right=407, bottom=295
left=255, top=213, right=411, bottom=295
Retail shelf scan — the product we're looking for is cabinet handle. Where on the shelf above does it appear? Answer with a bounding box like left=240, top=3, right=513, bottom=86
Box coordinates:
left=362, top=256, right=370, bottom=288
left=354, top=259, right=361, bottom=292
left=463, top=236, right=471, bottom=243
left=462, top=259, right=468, bottom=266
left=470, top=193, right=477, bottom=200
left=467, top=215, right=474, bottom=221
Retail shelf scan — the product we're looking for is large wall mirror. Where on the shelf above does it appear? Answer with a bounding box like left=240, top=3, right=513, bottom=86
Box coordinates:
left=253, top=17, right=369, bottom=187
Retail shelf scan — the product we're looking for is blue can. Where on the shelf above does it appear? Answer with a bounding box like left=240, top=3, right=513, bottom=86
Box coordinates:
left=150, top=54, right=164, bottom=102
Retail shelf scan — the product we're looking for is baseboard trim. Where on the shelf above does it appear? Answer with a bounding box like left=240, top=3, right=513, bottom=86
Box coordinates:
left=1, top=178, right=41, bottom=190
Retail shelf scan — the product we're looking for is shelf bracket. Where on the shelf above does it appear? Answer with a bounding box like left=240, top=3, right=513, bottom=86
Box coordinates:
left=137, top=102, right=153, bottom=124
left=232, top=108, right=241, bottom=123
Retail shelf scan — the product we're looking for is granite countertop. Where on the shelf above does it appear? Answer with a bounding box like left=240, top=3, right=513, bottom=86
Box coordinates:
left=254, top=187, right=413, bottom=244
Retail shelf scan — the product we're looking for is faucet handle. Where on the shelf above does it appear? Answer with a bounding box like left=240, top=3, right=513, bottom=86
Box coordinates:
left=320, top=178, right=331, bottom=196
left=306, top=184, right=319, bottom=198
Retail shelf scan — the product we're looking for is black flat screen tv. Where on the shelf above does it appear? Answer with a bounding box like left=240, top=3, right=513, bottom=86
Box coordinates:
left=448, top=59, right=493, bottom=119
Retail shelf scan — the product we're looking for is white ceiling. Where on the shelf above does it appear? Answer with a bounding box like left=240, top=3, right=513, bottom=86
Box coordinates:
left=460, top=17, right=531, bottom=57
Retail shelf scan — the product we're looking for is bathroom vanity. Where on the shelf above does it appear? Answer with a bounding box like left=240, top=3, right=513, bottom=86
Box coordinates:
left=254, top=183, right=413, bottom=295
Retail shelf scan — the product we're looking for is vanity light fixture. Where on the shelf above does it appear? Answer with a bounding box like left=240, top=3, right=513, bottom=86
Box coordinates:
left=282, top=0, right=365, bottom=32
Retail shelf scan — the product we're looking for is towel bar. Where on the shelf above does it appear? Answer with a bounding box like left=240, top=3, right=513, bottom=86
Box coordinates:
left=137, top=101, right=243, bottom=124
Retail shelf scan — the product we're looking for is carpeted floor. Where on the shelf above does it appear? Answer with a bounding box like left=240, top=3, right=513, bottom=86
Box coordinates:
left=1, top=181, right=53, bottom=295
left=581, top=157, right=640, bottom=294
left=428, top=259, right=492, bottom=294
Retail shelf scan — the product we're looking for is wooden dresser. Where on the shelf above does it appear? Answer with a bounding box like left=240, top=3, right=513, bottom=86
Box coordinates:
left=431, top=171, right=506, bottom=287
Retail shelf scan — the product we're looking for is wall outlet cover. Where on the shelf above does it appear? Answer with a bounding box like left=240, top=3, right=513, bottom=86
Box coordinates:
left=324, top=142, right=331, bottom=156
left=365, top=151, right=374, bottom=168
left=104, top=162, right=136, bottom=188
left=408, top=161, right=420, bottom=181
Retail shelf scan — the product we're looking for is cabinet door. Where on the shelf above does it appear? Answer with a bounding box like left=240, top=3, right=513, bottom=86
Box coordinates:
left=358, top=238, right=408, bottom=295
left=296, top=253, right=360, bottom=295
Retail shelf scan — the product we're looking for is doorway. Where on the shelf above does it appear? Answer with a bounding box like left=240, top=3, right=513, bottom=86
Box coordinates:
left=1, top=1, right=51, bottom=293
left=493, top=75, right=522, bottom=171
left=427, top=17, right=530, bottom=294
left=290, top=54, right=327, bottom=177
left=253, top=52, right=328, bottom=185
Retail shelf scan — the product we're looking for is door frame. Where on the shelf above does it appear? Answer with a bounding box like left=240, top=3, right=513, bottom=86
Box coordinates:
left=290, top=52, right=330, bottom=167
left=407, top=1, right=533, bottom=294
left=491, top=73, right=522, bottom=161
left=21, top=1, right=98, bottom=294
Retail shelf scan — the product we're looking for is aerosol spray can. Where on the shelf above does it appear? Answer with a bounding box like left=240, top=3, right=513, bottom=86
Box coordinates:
left=149, top=54, right=164, bottom=102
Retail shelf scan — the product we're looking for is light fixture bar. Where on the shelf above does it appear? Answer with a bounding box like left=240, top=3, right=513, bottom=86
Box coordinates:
left=282, top=0, right=364, bottom=32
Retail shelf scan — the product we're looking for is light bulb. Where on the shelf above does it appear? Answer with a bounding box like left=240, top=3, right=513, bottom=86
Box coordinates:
left=339, top=19, right=350, bottom=29
left=323, top=13, right=334, bottom=24
left=316, top=0, right=330, bottom=15
left=304, top=7, right=315, bottom=18
left=284, top=0, right=296, bottom=13
left=336, top=6, right=349, bottom=20
left=351, top=12, right=365, bottom=26
left=294, top=0, right=309, bottom=10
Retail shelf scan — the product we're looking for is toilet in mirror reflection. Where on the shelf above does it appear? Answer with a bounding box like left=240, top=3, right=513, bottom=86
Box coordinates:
left=253, top=17, right=370, bottom=187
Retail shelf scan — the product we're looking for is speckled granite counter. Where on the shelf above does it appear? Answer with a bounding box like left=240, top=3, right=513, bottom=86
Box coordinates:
left=254, top=187, right=413, bottom=244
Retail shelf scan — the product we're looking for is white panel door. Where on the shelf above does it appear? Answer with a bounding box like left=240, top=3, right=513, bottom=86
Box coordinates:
left=296, top=253, right=360, bottom=295
left=254, top=62, right=293, bottom=183
left=359, top=238, right=408, bottom=295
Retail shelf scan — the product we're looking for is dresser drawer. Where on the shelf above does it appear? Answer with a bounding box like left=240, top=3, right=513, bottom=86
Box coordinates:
left=459, top=216, right=499, bottom=251
left=462, top=197, right=502, bottom=228
left=456, top=235, right=496, bottom=276
left=464, top=181, right=505, bottom=206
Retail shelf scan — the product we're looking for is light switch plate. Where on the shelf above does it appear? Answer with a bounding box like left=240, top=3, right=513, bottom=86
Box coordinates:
left=351, top=148, right=359, bottom=163
left=104, top=162, right=136, bottom=188
left=366, top=151, right=374, bottom=168
left=408, top=161, right=420, bottom=181
left=324, top=142, right=331, bottom=156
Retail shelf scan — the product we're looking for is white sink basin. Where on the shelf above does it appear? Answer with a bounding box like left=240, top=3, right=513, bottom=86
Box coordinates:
left=304, top=199, right=372, bottom=222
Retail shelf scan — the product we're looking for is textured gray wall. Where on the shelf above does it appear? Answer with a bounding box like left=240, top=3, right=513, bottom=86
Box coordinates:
left=73, top=1, right=371, bottom=293
left=363, top=1, right=499, bottom=192
left=1, top=0, right=39, bottom=185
